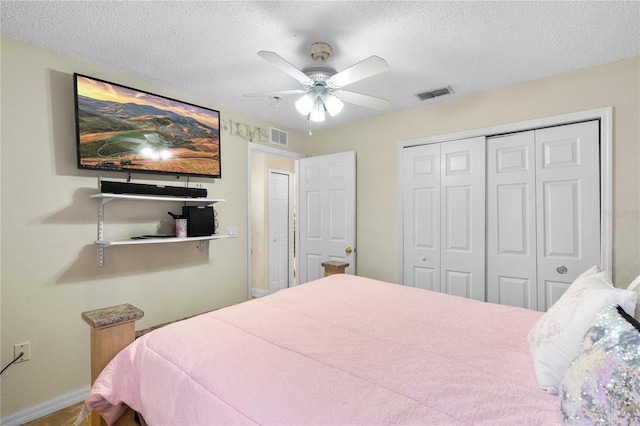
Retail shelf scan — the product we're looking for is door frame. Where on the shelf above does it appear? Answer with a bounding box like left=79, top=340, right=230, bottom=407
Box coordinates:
left=247, top=143, right=304, bottom=300
left=396, top=106, right=613, bottom=284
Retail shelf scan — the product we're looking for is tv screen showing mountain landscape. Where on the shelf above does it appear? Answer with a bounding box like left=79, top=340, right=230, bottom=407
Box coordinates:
left=74, top=74, right=221, bottom=178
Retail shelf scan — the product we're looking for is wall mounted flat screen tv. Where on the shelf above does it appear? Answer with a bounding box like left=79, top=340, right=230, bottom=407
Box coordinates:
left=74, top=73, right=221, bottom=178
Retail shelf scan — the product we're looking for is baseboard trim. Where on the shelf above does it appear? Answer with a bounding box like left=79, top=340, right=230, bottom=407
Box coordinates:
left=0, top=385, right=89, bottom=426
left=251, top=288, right=269, bottom=298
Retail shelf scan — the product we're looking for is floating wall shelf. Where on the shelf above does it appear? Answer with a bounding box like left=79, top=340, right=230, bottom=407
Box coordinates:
left=90, top=193, right=227, bottom=266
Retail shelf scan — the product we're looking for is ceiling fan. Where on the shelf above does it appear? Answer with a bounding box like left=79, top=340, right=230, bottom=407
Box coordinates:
left=244, top=42, right=389, bottom=123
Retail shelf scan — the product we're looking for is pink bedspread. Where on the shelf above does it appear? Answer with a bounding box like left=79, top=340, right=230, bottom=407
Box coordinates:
left=86, top=274, right=561, bottom=425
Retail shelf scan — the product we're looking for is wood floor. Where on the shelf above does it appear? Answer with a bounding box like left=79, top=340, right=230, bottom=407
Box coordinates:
left=23, top=401, right=89, bottom=426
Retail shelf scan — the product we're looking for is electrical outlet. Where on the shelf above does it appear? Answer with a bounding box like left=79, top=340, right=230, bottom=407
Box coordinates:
left=13, top=342, right=30, bottom=363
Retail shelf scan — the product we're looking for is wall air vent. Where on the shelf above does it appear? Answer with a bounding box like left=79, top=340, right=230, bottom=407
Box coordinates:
left=415, top=86, right=454, bottom=101
left=270, top=127, right=288, bottom=147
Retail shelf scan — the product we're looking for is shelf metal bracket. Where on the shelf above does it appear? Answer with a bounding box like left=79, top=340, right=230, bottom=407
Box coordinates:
left=98, top=199, right=106, bottom=267
left=98, top=245, right=105, bottom=267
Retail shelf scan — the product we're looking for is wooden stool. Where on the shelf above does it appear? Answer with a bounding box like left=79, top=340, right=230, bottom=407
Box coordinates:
left=321, top=261, right=350, bottom=277
left=82, top=304, right=144, bottom=426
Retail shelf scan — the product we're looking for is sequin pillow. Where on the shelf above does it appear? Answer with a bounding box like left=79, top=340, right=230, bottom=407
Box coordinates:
left=528, top=269, right=638, bottom=394
left=560, top=304, right=640, bottom=425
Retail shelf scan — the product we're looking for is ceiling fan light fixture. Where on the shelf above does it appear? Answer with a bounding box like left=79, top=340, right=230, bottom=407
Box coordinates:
left=323, top=94, right=344, bottom=116
left=309, top=98, right=326, bottom=122
left=250, top=43, right=389, bottom=124
left=295, top=93, right=315, bottom=115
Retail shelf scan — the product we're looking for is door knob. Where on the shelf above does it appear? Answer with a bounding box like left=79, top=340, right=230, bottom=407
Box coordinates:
left=345, top=247, right=353, bottom=254
left=557, top=265, right=568, bottom=274
left=422, top=256, right=427, bottom=261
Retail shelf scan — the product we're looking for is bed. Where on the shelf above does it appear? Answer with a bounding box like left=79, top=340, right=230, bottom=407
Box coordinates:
left=81, top=273, right=567, bottom=425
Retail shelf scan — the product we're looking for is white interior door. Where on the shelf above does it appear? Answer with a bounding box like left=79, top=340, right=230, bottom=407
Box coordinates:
left=486, top=121, right=600, bottom=311
left=299, top=151, right=356, bottom=284
left=402, top=143, right=441, bottom=290
left=440, top=137, right=486, bottom=300
left=268, top=171, right=291, bottom=293
left=536, top=120, right=600, bottom=310
left=487, top=131, right=538, bottom=309
left=402, top=137, right=485, bottom=300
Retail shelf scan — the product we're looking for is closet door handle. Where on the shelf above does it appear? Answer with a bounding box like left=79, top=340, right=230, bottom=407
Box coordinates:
left=557, top=265, right=568, bottom=274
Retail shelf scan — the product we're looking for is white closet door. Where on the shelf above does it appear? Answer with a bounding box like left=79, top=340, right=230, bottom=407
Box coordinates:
left=486, top=132, right=538, bottom=309
left=268, top=171, right=290, bottom=293
left=402, top=143, right=441, bottom=290
left=440, top=137, right=486, bottom=301
left=536, top=121, right=600, bottom=310
left=486, top=121, right=600, bottom=311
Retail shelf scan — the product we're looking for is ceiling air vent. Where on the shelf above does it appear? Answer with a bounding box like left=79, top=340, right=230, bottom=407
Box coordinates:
left=270, top=127, right=288, bottom=147
left=415, top=86, right=454, bottom=101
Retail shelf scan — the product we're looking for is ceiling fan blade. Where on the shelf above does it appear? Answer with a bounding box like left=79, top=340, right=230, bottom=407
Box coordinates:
left=327, top=56, right=389, bottom=89
left=243, top=89, right=307, bottom=98
left=257, top=51, right=314, bottom=86
left=334, top=89, right=389, bottom=110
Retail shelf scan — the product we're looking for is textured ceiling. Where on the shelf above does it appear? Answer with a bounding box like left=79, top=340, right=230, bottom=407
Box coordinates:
left=2, top=1, right=639, bottom=133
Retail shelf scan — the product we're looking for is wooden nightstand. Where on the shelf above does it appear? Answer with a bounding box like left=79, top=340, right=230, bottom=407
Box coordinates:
left=321, top=261, right=350, bottom=277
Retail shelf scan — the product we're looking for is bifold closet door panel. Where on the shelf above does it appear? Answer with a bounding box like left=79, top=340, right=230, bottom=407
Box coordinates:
left=440, top=137, right=486, bottom=301
left=535, top=120, right=601, bottom=311
left=486, top=121, right=600, bottom=311
left=486, top=131, right=538, bottom=310
left=402, top=143, right=441, bottom=291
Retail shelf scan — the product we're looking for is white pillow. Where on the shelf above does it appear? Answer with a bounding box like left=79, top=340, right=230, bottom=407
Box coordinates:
left=628, top=274, right=640, bottom=322
left=528, top=269, right=638, bottom=394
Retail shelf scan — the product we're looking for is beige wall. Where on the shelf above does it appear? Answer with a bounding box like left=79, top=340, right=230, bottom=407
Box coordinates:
left=250, top=151, right=296, bottom=292
left=0, top=36, right=307, bottom=418
left=308, top=57, right=640, bottom=287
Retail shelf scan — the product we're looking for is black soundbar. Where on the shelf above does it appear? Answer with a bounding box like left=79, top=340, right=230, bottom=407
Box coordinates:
left=100, top=181, right=208, bottom=198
